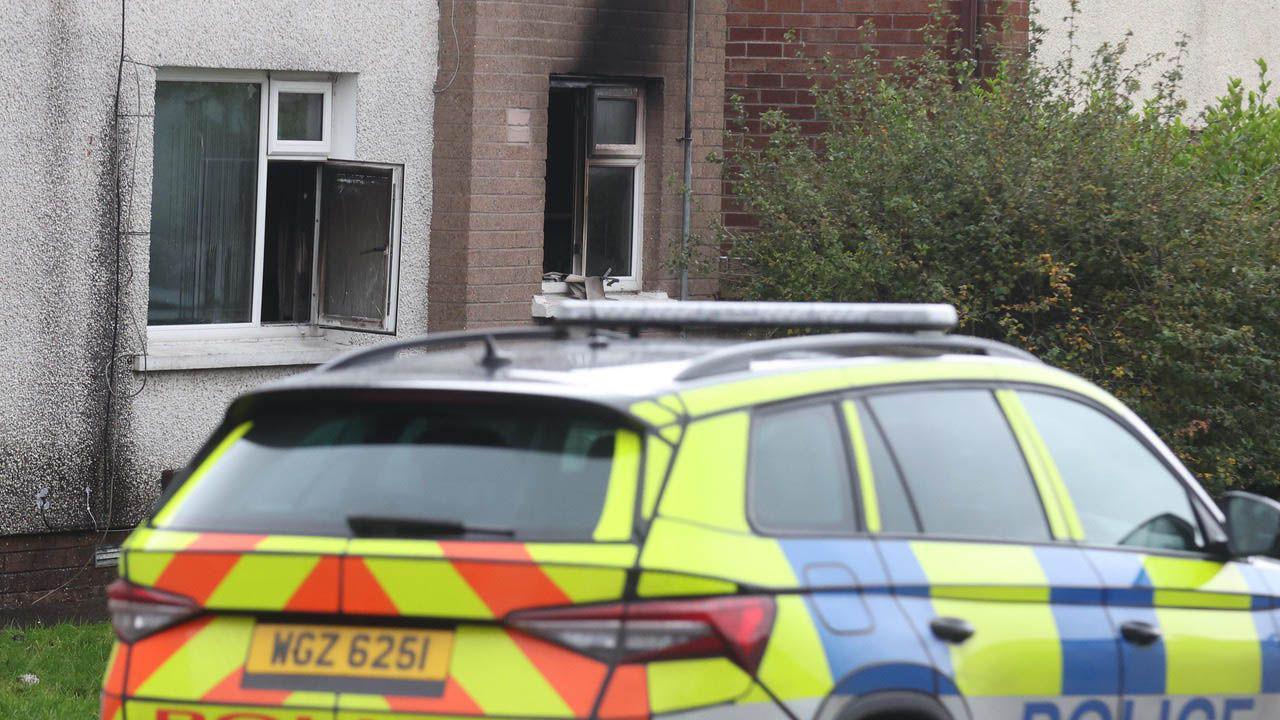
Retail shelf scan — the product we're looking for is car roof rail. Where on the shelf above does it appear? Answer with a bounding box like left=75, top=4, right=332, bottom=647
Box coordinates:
left=317, top=327, right=569, bottom=373
left=552, top=300, right=959, bottom=333
left=675, top=332, right=1040, bottom=382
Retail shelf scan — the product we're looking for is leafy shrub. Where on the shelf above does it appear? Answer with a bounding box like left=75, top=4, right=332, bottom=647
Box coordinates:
left=712, top=6, right=1280, bottom=496
left=1193, top=59, right=1280, bottom=206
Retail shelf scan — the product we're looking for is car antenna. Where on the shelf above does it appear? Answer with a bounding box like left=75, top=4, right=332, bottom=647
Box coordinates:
left=479, top=334, right=512, bottom=373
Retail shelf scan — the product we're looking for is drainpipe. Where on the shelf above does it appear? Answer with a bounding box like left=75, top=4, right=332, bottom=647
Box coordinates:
left=679, top=0, right=696, bottom=301
left=968, top=0, right=980, bottom=64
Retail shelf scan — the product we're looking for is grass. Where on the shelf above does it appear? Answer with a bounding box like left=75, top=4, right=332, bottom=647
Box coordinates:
left=1, top=622, right=114, bottom=720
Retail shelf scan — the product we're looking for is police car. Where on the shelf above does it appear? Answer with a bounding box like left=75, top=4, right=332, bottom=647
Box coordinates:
left=103, top=302, right=1280, bottom=720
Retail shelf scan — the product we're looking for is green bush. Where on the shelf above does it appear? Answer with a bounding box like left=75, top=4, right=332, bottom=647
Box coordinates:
left=1194, top=59, right=1280, bottom=206
left=712, top=7, right=1280, bottom=496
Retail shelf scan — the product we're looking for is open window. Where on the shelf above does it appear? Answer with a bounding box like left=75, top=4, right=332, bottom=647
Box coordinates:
left=543, top=78, right=645, bottom=292
left=262, top=159, right=402, bottom=333
left=315, top=162, right=401, bottom=331
left=148, top=72, right=402, bottom=335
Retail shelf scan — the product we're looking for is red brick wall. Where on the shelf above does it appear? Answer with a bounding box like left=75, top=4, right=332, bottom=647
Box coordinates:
left=429, top=1, right=728, bottom=330
left=723, top=0, right=1029, bottom=230
left=1, top=530, right=129, bottom=624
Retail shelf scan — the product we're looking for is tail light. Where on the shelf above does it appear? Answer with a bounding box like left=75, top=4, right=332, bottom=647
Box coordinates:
left=508, top=596, right=776, bottom=673
left=107, top=579, right=200, bottom=643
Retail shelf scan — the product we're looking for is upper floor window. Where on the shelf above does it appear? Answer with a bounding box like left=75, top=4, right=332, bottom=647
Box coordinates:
left=1019, top=392, right=1203, bottom=552
left=543, top=79, right=645, bottom=292
left=863, top=389, right=1052, bottom=543
left=148, top=71, right=402, bottom=333
left=748, top=402, right=856, bottom=535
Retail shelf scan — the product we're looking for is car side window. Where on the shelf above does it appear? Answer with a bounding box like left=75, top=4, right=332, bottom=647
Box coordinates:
left=749, top=402, right=856, bottom=534
left=1019, top=391, right=1203, bottom=552
left=866, top=389, right=1052, bottom=542
left=853, top=401, right=920, bottom=533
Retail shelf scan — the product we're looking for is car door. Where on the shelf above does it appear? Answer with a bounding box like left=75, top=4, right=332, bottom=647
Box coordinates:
left=743, top=399, right=940, bottom=719
left=1014, top=388, right=1280, bottom=719
left=854, top=387, right=1123, bottom=720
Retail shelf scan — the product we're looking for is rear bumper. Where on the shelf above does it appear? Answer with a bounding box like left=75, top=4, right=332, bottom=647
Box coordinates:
left=111, top=699, right=796, bottom=720
left=110, top=696, right=793, bottom=717
left=116, top=701, right=329, bottom=720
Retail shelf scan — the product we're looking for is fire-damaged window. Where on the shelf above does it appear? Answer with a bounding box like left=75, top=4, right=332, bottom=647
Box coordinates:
left=148, top=72, right=402, bottom=333
left=543, top=79, right=645, bottom=291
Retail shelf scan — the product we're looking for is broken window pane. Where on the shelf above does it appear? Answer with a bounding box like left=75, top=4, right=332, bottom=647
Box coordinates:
left=593, top=97, right=637, bottom=147
left=149, top=81, right=260, bottom=325
left=262, top=162, right=318, bottom=324
left=585, top=165, right=634, bottom=277
left=319, top=164, right=394, bottom=327
left=278, top=92, right=324, bottom=142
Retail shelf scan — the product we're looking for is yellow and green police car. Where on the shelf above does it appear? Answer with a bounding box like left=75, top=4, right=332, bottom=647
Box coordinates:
left=104, top=302, right=1280, bottom=720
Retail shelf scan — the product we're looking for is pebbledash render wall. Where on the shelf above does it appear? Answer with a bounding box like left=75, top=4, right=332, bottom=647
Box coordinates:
left=0, top=1, right=437, bottom=613
left=1036, top=0, right=1280, bottom=115
left=429, top=0, right=729, bottom=330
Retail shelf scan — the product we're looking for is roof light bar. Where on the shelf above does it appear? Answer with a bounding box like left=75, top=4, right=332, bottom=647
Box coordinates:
left=553, top=301, right=958, bottom=333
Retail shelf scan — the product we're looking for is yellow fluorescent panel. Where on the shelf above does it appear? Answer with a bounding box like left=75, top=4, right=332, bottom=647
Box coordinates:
left=362, top=558, right=489, bottom=618
left=932, top=597, right=1062, bottom=697
left=912, top=541, right=1049, bottom=589
left=647, top=658, right=751, bottom=714
left=1159, top=606, right=1262, bottom=695
left=640, top=518, right=796, bottom=588
left=841, top=401, right=881, bottom=533
left=756, top=595, right=834, bottom=699
left=657, top=412, right=750, bottom=533
left=593, top=429, right=641, bottom=541
left=204, top=554, right=320, bottom=609
left=642, top=435, right=674, bottom=521
left=448, top=626, right=570, bottom=716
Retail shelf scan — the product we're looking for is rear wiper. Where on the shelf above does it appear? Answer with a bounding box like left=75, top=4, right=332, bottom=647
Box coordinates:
left=346, top=515, right=517, bottom=539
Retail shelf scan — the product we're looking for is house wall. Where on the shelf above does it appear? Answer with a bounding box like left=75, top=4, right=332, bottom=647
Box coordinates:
left=722, top=0, right=1029, bottom=232
left=1036, top=0, right=1280, bottom=115
left=429, top=0, right=728, bottom=331
left=0, top=0, right=437, bottom=576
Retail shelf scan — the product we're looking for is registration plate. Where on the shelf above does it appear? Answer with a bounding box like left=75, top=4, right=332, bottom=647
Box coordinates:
left=244, top=624, right=455, bottom=695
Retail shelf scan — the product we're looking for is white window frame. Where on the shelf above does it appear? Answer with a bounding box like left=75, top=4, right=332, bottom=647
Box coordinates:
left=581, top=158, right=644, bottom=291
left=591, top=86, right=644, bottom=158
left=268, top=79, right=333, bottom=157
left=543, top=80, right=645, bottom=295
left=148, top=69, right=399, bottom=339
left=314, top=161, right=404, bottom=334
left=149, top=68, right=271, bottom=337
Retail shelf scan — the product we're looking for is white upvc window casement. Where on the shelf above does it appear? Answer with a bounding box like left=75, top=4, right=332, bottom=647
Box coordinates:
left=268, top=79, right=333, bottom=156
left=147, top=69, right=402, bottom=341
left=542, top=78, right=646, bottom=294
left=590, top=86, right=644, bottom=158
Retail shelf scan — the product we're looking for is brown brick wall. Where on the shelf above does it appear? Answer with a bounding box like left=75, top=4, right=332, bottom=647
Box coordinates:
left=428, top=0, right=482, bottom=333
left=430, top=1, right=728, bottom=330
left=1, top=530, right=129, bottom=625
left=723, top=0, right=1029, bottom=230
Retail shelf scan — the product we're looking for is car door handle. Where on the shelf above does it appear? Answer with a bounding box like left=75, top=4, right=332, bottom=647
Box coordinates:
left=930, top=616, right=975, bottom=644
left=1120, top=620, right=1162, bottom=646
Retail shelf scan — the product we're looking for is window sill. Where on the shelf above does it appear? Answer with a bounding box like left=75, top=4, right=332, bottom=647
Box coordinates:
left=541, top=279, right=641, bottom=295
left=135, top=335, right=354, bottom=372
left=532, top=290, right=672, bottom=319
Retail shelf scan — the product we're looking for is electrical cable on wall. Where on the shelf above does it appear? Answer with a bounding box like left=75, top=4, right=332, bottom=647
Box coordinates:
left=96, top=0, right=129, bottom=539
left=433, top=0, right=460, bottom=94
left=32, top=0, right=134, bottom=606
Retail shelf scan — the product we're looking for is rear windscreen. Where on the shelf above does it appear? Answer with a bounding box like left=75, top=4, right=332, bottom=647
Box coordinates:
left=155, top=402, right=638, bottom=540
